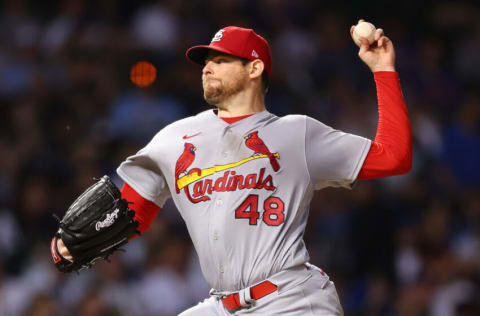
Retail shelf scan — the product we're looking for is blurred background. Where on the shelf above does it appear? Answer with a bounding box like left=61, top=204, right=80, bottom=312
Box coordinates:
left=0, top=0, right=479, bottom=315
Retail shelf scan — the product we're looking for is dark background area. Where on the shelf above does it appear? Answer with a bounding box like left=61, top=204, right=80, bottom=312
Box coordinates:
left=0, top=0, right=479, bottom=315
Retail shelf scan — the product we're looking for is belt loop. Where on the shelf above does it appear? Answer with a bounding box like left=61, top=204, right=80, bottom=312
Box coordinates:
left=238, top=286, right=254, bottom=307
left=209, top=288, right=229, bottom=299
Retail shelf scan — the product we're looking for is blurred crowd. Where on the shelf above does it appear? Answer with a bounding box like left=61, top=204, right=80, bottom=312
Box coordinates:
left=0, top=0, right=479, bottom=315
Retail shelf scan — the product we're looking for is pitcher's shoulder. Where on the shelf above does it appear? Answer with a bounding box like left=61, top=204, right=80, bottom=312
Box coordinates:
left=273, top=114, right=308, bottom=126
left=139, top=111, right=208, bottom=146
left=162, top=110, right=213, bottom=131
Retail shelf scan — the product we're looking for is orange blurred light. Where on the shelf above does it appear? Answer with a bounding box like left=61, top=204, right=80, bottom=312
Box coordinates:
left=130, top=61, right=157, bottom=87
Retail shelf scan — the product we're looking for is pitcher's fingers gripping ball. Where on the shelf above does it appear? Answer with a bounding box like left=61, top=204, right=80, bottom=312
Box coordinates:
left=50, top=176, right=139, bottom=273
left=352, top=21, right=376, bottom=47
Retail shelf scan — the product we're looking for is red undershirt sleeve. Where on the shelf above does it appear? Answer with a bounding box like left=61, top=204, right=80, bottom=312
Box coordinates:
left=120, top=182, right=162, bottom=238
left=357, top=71, right=412, bottom=180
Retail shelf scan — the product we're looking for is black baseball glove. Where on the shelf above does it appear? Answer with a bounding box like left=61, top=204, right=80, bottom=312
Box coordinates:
left=50, top=175, right=139, bottom=273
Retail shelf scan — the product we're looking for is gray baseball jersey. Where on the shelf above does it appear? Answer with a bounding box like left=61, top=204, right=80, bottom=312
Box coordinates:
left=117, top=109, right=370, bottom=292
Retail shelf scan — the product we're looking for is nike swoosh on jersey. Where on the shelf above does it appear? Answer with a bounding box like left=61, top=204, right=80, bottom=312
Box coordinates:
left=183, top=132, right=201, bottom=140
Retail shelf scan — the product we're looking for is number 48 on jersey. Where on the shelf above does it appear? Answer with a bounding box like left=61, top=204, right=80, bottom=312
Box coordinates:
left=235, top=194, right=285, bottom=226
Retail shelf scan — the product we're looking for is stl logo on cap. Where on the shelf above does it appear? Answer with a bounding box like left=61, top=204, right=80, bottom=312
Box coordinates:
left=211, top=29, right=225, bottom=42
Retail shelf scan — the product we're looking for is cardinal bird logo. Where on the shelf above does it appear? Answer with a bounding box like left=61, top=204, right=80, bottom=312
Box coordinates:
left=175, top=143, right=206, bottom=203
left=175, top=143, right=197, bottom=193
left=245, top=131, right=280, bottom=172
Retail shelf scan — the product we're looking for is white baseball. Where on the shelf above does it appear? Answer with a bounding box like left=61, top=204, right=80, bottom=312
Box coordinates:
left=353, top=22, right=376, bottom=47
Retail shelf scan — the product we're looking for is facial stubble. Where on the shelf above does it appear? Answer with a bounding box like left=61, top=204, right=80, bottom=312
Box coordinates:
left=203, top=68, right=248, bottom=106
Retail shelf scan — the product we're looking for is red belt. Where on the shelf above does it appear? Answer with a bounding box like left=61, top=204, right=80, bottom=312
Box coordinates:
left=221, top=280, right=278, bottom=311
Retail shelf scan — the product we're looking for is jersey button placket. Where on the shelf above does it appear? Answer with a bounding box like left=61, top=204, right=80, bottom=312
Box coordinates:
left=223, top=128, right=233, bottom=157
left=214, top=196, right=225, bottom=285
left=213, top=127, right=232, bottom=287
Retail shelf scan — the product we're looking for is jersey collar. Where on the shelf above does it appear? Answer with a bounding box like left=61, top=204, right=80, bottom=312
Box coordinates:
left=208, top=109, right=273, bottom=128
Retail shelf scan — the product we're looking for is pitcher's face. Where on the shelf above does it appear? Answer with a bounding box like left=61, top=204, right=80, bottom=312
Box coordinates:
left=202, top=52, right=249, bottom=106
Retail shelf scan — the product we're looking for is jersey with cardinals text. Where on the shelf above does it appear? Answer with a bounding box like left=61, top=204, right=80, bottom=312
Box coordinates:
left=117, top=109, right=371, bottom=291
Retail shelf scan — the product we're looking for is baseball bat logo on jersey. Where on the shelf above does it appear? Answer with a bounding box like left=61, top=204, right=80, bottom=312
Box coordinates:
left=174, top=131, right=281, bottom=203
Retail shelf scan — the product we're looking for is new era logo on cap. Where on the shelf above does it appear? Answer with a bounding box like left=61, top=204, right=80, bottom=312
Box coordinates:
left=185, top=26, right=272, bottom=76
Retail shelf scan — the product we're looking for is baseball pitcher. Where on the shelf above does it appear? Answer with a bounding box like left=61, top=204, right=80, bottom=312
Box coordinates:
left=51, top=20, right=411, bottom=315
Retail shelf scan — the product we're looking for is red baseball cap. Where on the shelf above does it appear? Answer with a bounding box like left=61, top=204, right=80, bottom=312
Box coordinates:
left=186, top=26, right=272, bottom=76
